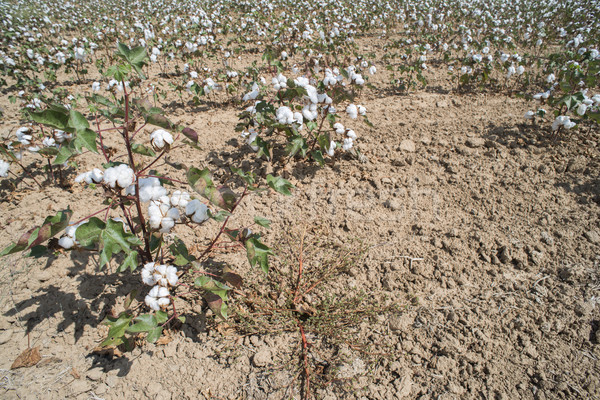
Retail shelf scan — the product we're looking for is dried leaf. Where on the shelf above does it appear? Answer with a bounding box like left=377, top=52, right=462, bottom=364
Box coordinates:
left=11, top=347, right=41, bottom=369
left=155, top=334, right=173, bottom=346
left=70, top=367, right=81, bottom=379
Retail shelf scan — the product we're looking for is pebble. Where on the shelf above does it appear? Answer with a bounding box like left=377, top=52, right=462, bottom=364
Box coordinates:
left=252, top=348, right=272, bottom=367
left=584, top=230, right=600, bottom=244
left=86, top=367, right=104, bottom=381
left=399, top=140, right=416, bottom=153
left=70, top=380, right=91, bottom=395
left=466, top=137, right=486, bottom=148
left=540, top=231, right=555, bottom=246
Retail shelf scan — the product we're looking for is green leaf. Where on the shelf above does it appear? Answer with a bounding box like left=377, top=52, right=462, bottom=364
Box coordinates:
left=0, top=209, right=73, bottom=257
left=28, top=109, right=70, bottom=131
left=101, top=312, right=133, bottom=347
left=99, top=220, right=143, bottom=269
left=155, top=310, right=168, bottom=324
left=73, top=128, right=98, bottom=153
left=169, top=237, right=196, bottom=266
left=146, top=326, right=163, bottom=343
left=119, top=251, right=139, bottom=272
left=286, top=135, right=308, bottom=158
left=266, top=174, right=294, bottom=196
left=131, top=143, right=156, bottom=157
left=246, top=237, right=274, bottom=274
left=311, top=150, right=325, bottom=166
left=254, top=216, right=271, bottom=228
left=68, top=109, right=90, bottom=131
left=53, top=145, right=74, bottom=165
left=187, top=167, right=237, bottom=211
left=75, top=217, right=105, bottom=247
left=127, top=314, right=157, bottom=333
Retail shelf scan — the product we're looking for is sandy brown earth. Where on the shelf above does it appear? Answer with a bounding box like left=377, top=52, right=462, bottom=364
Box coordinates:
left=1, top=59, right=600, bottom=400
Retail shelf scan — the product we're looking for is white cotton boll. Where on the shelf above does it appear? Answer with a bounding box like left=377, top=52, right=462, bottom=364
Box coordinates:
left=293, top=112, right=303, bottom=127
left=157, top=297, right=170, bottom=307
left=58, top=236, right=75, bottom=249
left=166, top=266, right=178, bottom=285
left=546, top=74, right=555, bottom=83
left=170, top=190, right=190, bottom=207
left=342, top=138, right=353, bottom=151
left=326, top=140, right=335, bottom=157
left=27, top=146, right=40, bottom=153
left=157, top=286, right=170, bottom=298
left=304, top=85, right=319, bottom=104
left=516, top=66, right=525, bottom=75
left=302, top=104, right=318, bottom=121
left=357, top=105, right=366, bottom=116
left=142, top=267, right=157, bottom=286
left=347, top=130, right=357, bottom=140
left=150, top=129, right=174, bottom=149
left=334, top=123, right=345, bottom=134
left=16, top=127, right=32, bottom=145
left=576, top=103, right=587, bottom=116
left=346, top=104, right=358, bottom=119
left=0, top=160, right=9, bottom=177
left=92, top=82, right=100, bottom=92
left=145, top=294, right=160, bottom=311
left=276, top=106, right=295, bottom=124
left=369, top=65, right=376, bottom=75
left=103, top=164, right=134, bottom=189
left=294, top=76, right=309, bottom=87
left=186, top=199, right=209, bottom=223
left=524, top=111, right=535, bottom=120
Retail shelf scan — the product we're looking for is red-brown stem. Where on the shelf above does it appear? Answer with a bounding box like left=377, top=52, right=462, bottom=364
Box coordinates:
left=95, top=113, right=112, bottom=163
left=293, top=227, right=306, bottom=304
left=299, top=324, right=311, bottom=399
left=138, top=149, right=167, bottom=174
left=122, top=83, right=152, bottom=262
left=130, top=122, right=147, bottom=140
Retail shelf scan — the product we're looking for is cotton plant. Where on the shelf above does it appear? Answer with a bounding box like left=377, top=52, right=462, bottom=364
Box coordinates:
left=1, top=44, right=279, bottom=349
left=237, top=63, right=372, bottom=167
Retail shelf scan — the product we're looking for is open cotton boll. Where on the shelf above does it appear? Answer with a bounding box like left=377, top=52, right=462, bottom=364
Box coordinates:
left=186, top=199, right=209, bottom=223
left=75, top=168, right=104, bottom=184
left=369, top=65, right=377, bottom=75
left=0, top=160, right=9, bottom=178
left=16, top=127, right=32, bottom=145
left=524, top=111, right=535, bottom=120
left=357, top=105, right=367, bottom=116
left=346, top=104, right=358, bottom=119
left=304, top=85, right=319, bottom=104
left=342, top=138, right=354, bottom=151
left=127, top=177, right=166, bottom=202
left=170, top=190, right=190, bottom=208
left=150, top=129, right=174, bottom=149
left=334, top=123, right=345, bottom=134
left=145, top=285, right=170, bottom=311
left=347, top=130, right=357, bottom=140
left=91, top=82, right=100, bottom=92
left=142, top=262, right=157, bottom=286
left=302, top=104, right=318, bottom=121
left=103, top=164, right=135, bottom=189
left=276, top=106, right=295, bottom=124
left=326, top=140, right=335, bottom=157
left=58, top=236, right=75, bottom=249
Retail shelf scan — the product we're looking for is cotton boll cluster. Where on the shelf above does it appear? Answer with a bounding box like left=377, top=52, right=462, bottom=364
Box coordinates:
left=148, top=196, right=180, bottom=233
left=142, top=262, right=178, bottom=311
left=75, top=168, right=104, bottom=184
left=15, top=127, right=33, bottom=145
left=103, top=164, right=135, bottom=189
left=552, top=116, right=576, bottom=131
left=272, top=73, right=287, bottom=90
left=126, top=177, right=167, bottom=202
left=150, top=129, right=174, bottom=149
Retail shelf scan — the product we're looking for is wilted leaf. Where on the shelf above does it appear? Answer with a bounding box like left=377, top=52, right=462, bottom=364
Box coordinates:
left=187, top=167, right=237, bottom=211
left=11, top=347, right=41, bottom=369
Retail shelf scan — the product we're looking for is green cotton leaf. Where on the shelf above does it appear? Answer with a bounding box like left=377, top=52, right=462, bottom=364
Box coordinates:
left=53, top=144, right=74, bottom=165
left=146, top=326, right=163, bottom=343
left=187, top=167, right=237, bottom=211
left=311, top=150, right=325, bottom=166
left=73, top=128, right=98, bottom=153
left=124, top=289, right=138, bottom=309
left=119, top=251, right=139, bottom=272
left=318, top=133, right=331, bottom=153
left=194, top=275, right=231, bottom=301
left=101, top=312, right=133, bottom=347
left=75, top=217, right=105, bottom=247
left=286, top=135, right=308, bottom=158
left=207, top=209, right=231, bottom=222
left=246, top=237, right=274, bottom=274
left=155, top=310, right=168, bottom=324
left=306, top=121, right=318, bottom=132
left=266, top=174, right=294, bottom=196
left=116, top=43, right=148, bottom=79
left=145, top=113, right=174, bottom=130
left=169, top=237, right=196, bottom=266
left=38, top=147, right=59, bottom=157
left=28, top=109, right=70, bottom=131
left=255, top=137, right=271, bottom=161
left=67, top=109, right=89, bottom=131
left=0, top=208, right=73, bottom=257
left=126, top=314, right=157, bottom=333
left=131, top=143, right=156, bottom=157
left=254, top=216, right=271, bottom=228
left=97, top=219, right=144, bottom=269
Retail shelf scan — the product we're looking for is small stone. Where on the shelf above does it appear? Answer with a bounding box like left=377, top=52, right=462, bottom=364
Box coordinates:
left=399, top=140, right=416, bottom=153
left=86, top=367, right=104, bottom=382
left=70, top=380, right=91, bottom=395
left=252, top=348, right=272, bottom=367
left=389, top=314, right=413, bottom=332
left=436, top=100, right=448, bottom=108
left=584, top=231, right=600, bottom=244
left=466, top=137, right=486, bottom=148
left=146, top=381, right=162, bottom=396
left=498, top=246, right=511, bottom=264
left=105, top=375, right=118, bottom=388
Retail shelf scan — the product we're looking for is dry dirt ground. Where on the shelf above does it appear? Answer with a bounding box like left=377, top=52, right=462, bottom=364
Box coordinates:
left=1, top=64, right=600, bottom=400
